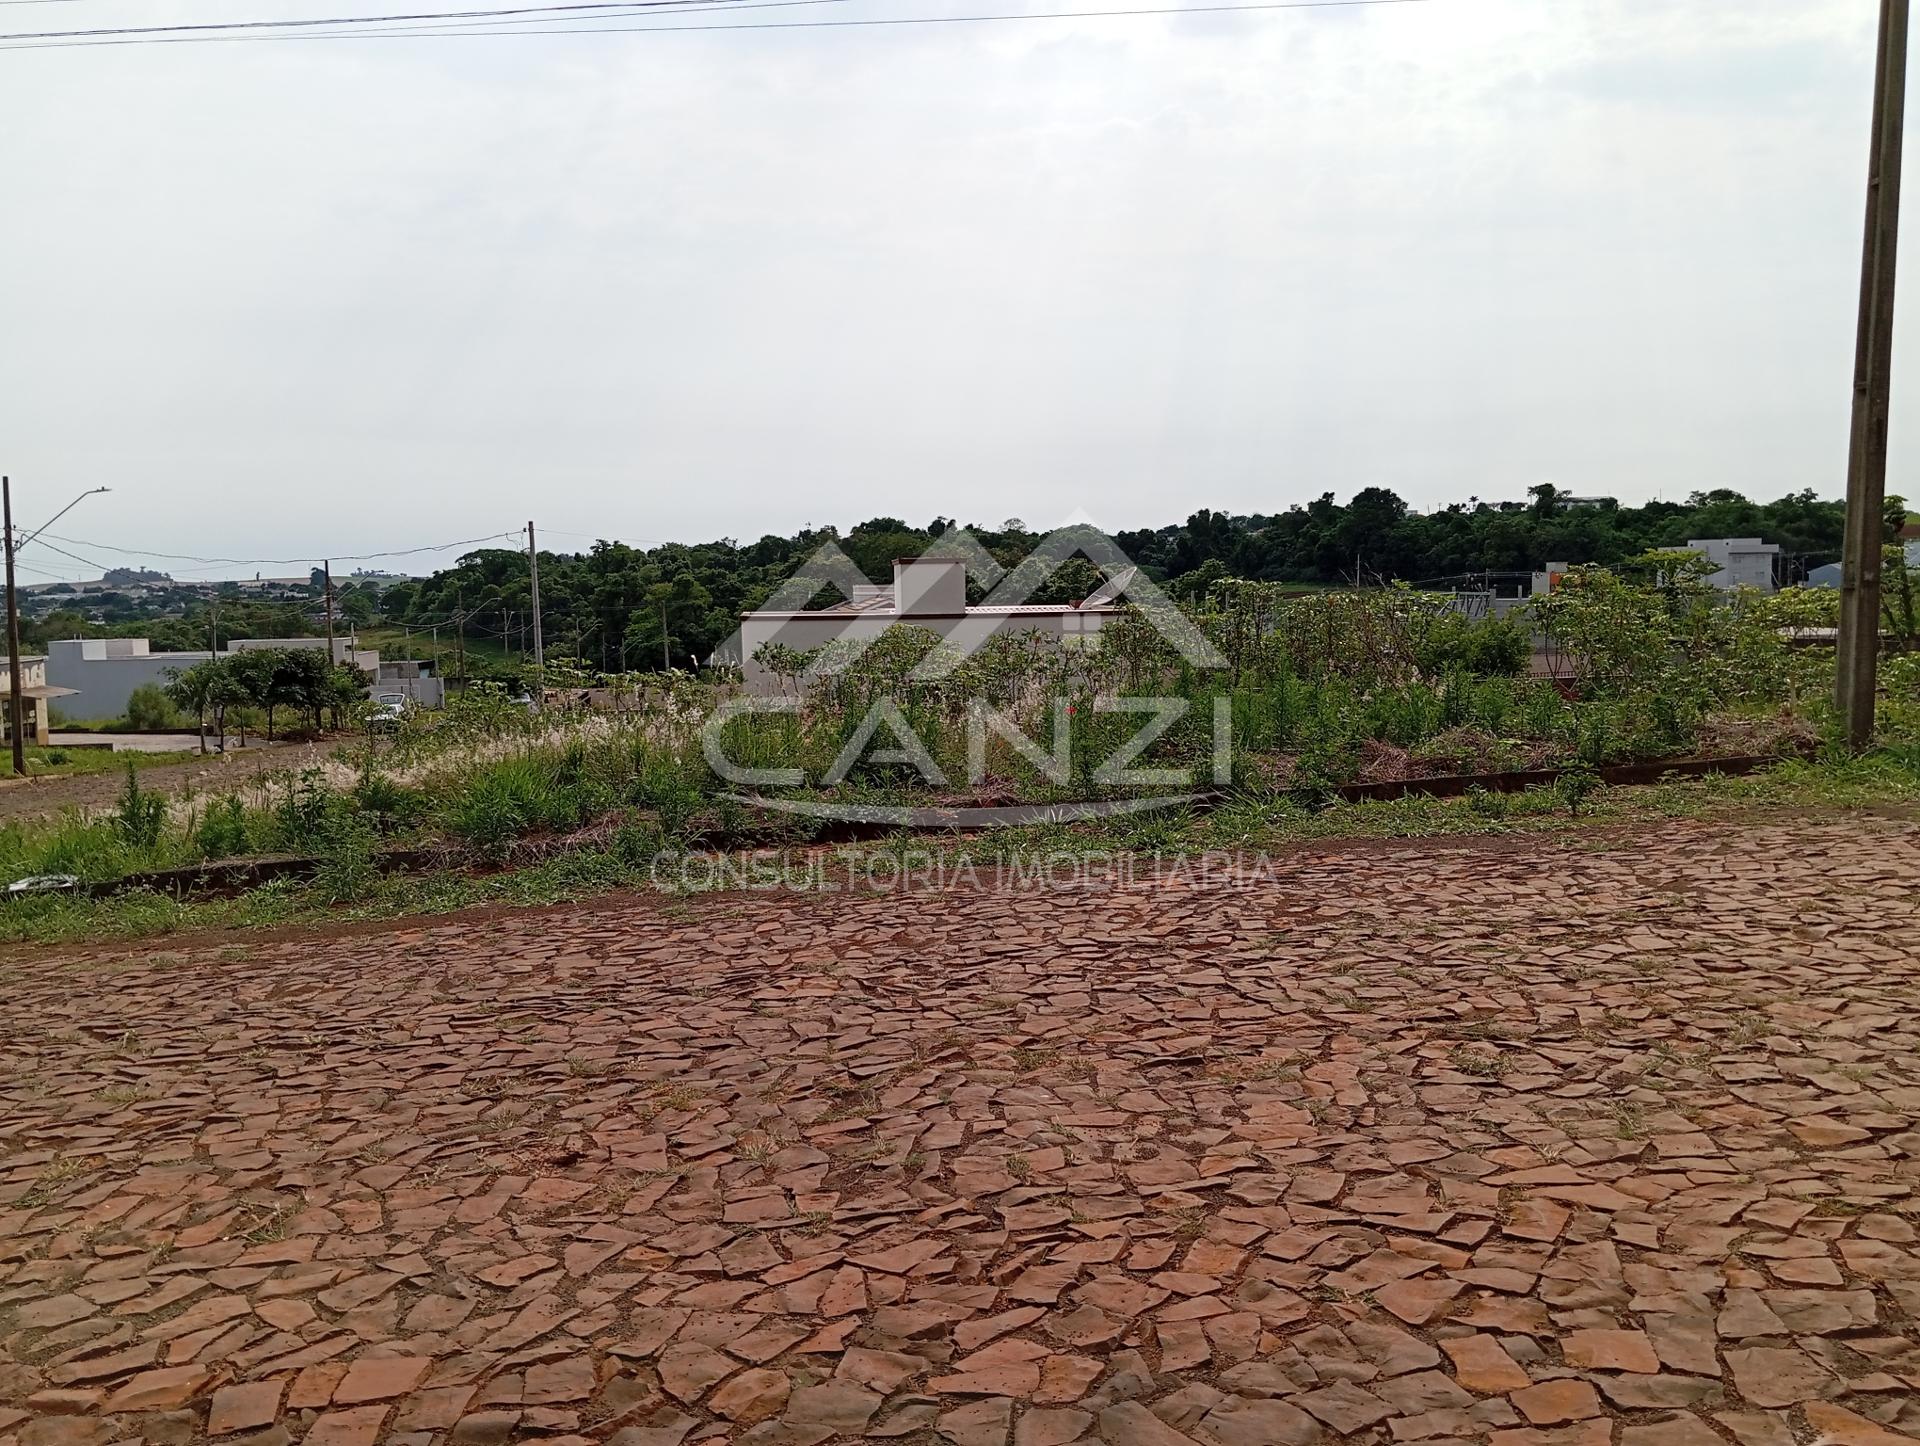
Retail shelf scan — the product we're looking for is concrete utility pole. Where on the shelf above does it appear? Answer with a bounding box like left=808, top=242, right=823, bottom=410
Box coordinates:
left=323, top=560, right=337, bottom=665
left=3, top=478, right=25, bottom=776
left=661, top=598, right=670, bottom=672
left=454, top=587, right=465, bottom=686
left=526, top=521, right=545, bottom=704
left=1837, top=0, right=1910, bottom=749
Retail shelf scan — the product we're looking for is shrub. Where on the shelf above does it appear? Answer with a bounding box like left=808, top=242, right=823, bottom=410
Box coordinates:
left=125, top=684, right=182, bottom=731
left=1556, top=764, right=1603, bottom=815
left=114, top=765, right=166, bottom=851
left=313, top=816, right=378, bottom=903
left=353, top=773, right=425, bottom=834
left=448, top=775, right=528, bottom=863
left=266, top=769, right=336, bottom=851
left=196, top=797, right=252, bottom=859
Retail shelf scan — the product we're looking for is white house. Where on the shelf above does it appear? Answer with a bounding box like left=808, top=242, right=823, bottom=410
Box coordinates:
left=45, top=636, right=439, bottom=722
left=736, top=557, right=1123, bottom=695
left=0, top=656, right=78, bottom=744
left=1689, top=538, right=1780, bottom=592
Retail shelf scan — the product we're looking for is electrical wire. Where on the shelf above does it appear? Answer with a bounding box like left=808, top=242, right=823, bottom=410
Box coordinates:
left=32, top=529, right=524, bottom=569
left=1, top=0, right=802, bottom=41
left=306, top=0, right=843, bottom=34
left=2, top=0, right=1430, bottom=49
left=16, top=537, right=114, bottom=575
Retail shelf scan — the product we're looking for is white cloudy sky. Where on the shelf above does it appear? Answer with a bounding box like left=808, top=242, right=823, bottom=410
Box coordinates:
left=0, top=0, right=1907, bottom=577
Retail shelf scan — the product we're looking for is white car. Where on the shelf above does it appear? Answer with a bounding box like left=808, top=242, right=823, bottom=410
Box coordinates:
left=369, top=694, right=410, bottom=730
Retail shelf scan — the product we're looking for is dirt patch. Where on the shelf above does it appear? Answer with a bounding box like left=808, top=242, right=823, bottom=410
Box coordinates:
left=0, top=740, right=341, bottom=823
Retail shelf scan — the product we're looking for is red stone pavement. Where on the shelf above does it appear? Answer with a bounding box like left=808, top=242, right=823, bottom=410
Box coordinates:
left=4, top=815, right=1920, bottom=1446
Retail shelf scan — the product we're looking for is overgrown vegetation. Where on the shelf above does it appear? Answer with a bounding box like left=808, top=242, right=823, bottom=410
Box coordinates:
left=2, top=748, right=1915, bottom=947
left=4, top=558, right=1919, bottom=936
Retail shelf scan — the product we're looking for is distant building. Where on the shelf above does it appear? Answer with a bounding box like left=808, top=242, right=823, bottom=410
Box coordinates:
left=1807, top=538, right=1920, bottom=589
left=1688, top=538, right=1780, bottom=593
left=734, top=557, right=1124, bottom=695
left=0, top=656, right=78, bottom=745
left=45, top=637, right=439, bottom=723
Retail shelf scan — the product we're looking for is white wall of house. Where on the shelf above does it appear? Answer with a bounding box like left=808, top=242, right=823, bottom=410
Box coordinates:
left=1689, top=538, right=1780, bottom=592
left=46, top=640, right=210, bottom=723
left=46, top=635, right=430, bottom=722
left=375, top=662, right=445, bottom=709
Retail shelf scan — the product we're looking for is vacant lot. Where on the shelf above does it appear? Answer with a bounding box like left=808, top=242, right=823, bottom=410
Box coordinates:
left=0, top=740, right=340, bottom=825
left=2, top=815, right=1918, bottom=1446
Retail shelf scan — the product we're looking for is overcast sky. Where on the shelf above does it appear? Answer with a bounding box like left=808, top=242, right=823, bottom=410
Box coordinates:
left=0, top=0, right=1907, bottom=579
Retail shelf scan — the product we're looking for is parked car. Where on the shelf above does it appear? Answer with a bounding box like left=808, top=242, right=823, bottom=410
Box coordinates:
left=369, top=693, right=410, bottom=730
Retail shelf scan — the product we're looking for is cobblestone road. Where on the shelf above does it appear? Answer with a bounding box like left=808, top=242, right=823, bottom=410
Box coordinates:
left=4, top=816, right=1920, bottom=1446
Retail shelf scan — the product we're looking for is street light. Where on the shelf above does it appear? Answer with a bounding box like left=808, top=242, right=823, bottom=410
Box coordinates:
left=4, top=482, right=113, bottom=775
left=19, top=486, right=111, bottom=553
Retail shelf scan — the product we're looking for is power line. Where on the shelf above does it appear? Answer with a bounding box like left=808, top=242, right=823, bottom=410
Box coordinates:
left=0, top=0, right=800, bottom=41
left=304, top=0, right=842, bottom=34
left=16, top=536, right=112, bottom=574
left=2, top=0, right=1430, bottom=49
left=31, top=528, right=524, bottom=569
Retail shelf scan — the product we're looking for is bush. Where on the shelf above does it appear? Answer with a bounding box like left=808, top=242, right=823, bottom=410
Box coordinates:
left=313, top=816, right=378, bottom=903
left=266, top=769, right=337, bottom=851
left=353, top=772, right=426, bottom=834
left=115, top=765, right=167, bottom=850
left=196, top=797, right=252, bottom=859
left=125, top=684, right=182, bottom=731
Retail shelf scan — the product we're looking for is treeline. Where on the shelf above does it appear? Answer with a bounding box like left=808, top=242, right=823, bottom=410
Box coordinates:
left=21, top=595, right=351, bottom=653
left=1119, top=486, right=1853, bottom=591
left=375, top=487, right=1858, bottom=673
left=163, top=648, right=368, bottom=749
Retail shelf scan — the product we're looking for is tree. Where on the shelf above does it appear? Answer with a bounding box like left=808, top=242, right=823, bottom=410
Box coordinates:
left=370, top=489, right=1857, bottom=668
left=322, top=663, right=368, bottom=731
left=226, top=649, right=281, bottom=739
left=226, top=647, right=321, bottom=739
left=165, top=659, right=248, bottom=753
left=339, top=590, right=378, bottom=627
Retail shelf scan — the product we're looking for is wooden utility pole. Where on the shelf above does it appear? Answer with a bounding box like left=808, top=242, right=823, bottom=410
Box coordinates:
left=3, top=478, right=25, bottom=776
left=661, top=598, right=670, bottom=672
left=1837, top=0, right=1910, bottom=748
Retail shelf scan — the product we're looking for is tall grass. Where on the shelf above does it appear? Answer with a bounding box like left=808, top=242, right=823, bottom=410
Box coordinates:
left=0, top=591, right=1878, bottom=890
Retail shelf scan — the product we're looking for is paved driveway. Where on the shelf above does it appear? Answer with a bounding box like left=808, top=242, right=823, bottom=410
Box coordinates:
left=3, top=815, right=1919, bottom=1446
left=45, top=734, right=218, bottom=755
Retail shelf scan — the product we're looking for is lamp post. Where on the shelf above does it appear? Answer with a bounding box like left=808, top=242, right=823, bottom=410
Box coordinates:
left=5, top=484, right=112, bottom=774
left=18, top=486, right=111, bottom=553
